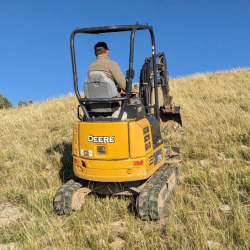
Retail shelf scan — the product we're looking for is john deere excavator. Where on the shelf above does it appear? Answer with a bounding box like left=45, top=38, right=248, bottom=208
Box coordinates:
left=53, top=23, right=182, bottom=220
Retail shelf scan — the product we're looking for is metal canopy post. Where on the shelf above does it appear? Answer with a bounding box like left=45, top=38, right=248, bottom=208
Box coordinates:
left=117, top=24, right=139, bottom=121
left=149, top=29, right=159, bottom=120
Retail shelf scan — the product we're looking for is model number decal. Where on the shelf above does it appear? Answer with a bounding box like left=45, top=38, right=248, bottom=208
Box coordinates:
left=88, top=135, right=115, bottom=143
left=137, top=170, right=147, bottom=176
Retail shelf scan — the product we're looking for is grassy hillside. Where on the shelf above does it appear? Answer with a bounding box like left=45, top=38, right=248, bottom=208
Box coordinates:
left=0, top=69, right=250, bottom=249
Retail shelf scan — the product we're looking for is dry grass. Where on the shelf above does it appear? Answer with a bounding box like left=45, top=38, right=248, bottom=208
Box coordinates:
left=0, top=69, right=250, bottom=249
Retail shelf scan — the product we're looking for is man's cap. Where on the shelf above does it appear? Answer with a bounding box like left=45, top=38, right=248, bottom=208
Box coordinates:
left=94, top=42, right=110, bottom=50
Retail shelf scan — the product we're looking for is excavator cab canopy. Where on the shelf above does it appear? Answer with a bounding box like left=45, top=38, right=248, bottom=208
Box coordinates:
left=70, top=23, right=160, bottom=122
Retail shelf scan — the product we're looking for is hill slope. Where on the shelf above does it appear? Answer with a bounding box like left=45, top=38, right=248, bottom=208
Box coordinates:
left=0, top=69, right=250, bottom=249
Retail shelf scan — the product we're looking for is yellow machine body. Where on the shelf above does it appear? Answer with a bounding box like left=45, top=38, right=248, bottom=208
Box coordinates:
left=72, top=118, right=165, bottom=182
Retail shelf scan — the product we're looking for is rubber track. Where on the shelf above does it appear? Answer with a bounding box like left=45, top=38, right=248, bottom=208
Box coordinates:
left=53, top=179, right=82, bottom=215
left=137, top=164, right=178, bottom=221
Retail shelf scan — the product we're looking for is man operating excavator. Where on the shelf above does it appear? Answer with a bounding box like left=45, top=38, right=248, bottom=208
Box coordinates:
left=88, top=42, right=126, bottom=93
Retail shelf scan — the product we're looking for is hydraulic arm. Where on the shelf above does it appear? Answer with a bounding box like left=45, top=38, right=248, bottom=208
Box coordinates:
left=139, top=52, right=182, bottom=127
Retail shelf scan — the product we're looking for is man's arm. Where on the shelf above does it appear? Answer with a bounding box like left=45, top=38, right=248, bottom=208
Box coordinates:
left=110, top=62, right=126, bottom=91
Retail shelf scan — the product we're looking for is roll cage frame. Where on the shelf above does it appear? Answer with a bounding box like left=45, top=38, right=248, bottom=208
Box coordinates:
left=70, top=23, right=159, bottom=121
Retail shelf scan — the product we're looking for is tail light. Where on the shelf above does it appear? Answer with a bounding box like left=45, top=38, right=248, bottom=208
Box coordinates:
left=133, top=160, right=144, bottom=166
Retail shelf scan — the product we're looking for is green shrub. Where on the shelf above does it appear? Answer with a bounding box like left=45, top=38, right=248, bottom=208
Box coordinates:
left=0, top=93, right=12, bottom=109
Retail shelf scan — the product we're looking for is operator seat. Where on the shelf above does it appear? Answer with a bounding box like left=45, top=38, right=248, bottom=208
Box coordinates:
left=84, top=71, right=120, bottom=116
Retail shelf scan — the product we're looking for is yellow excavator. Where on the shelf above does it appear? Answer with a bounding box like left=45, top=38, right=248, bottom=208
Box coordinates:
left=53, top=23, right=182, bottom=220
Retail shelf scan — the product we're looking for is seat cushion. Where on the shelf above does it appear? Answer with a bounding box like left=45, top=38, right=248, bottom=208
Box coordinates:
left=84, top=71, right=118, bottom=98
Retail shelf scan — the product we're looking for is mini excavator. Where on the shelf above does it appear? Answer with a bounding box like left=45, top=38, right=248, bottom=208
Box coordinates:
left=53, top=24, right=182, bottom=220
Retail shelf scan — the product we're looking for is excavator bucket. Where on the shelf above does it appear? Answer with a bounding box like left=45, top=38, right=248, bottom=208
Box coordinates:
left=159, top=104, right=182, bottom=130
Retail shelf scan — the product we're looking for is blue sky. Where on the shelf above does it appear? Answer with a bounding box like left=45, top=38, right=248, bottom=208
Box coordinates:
left=0, top=0, right=249, bottom=106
